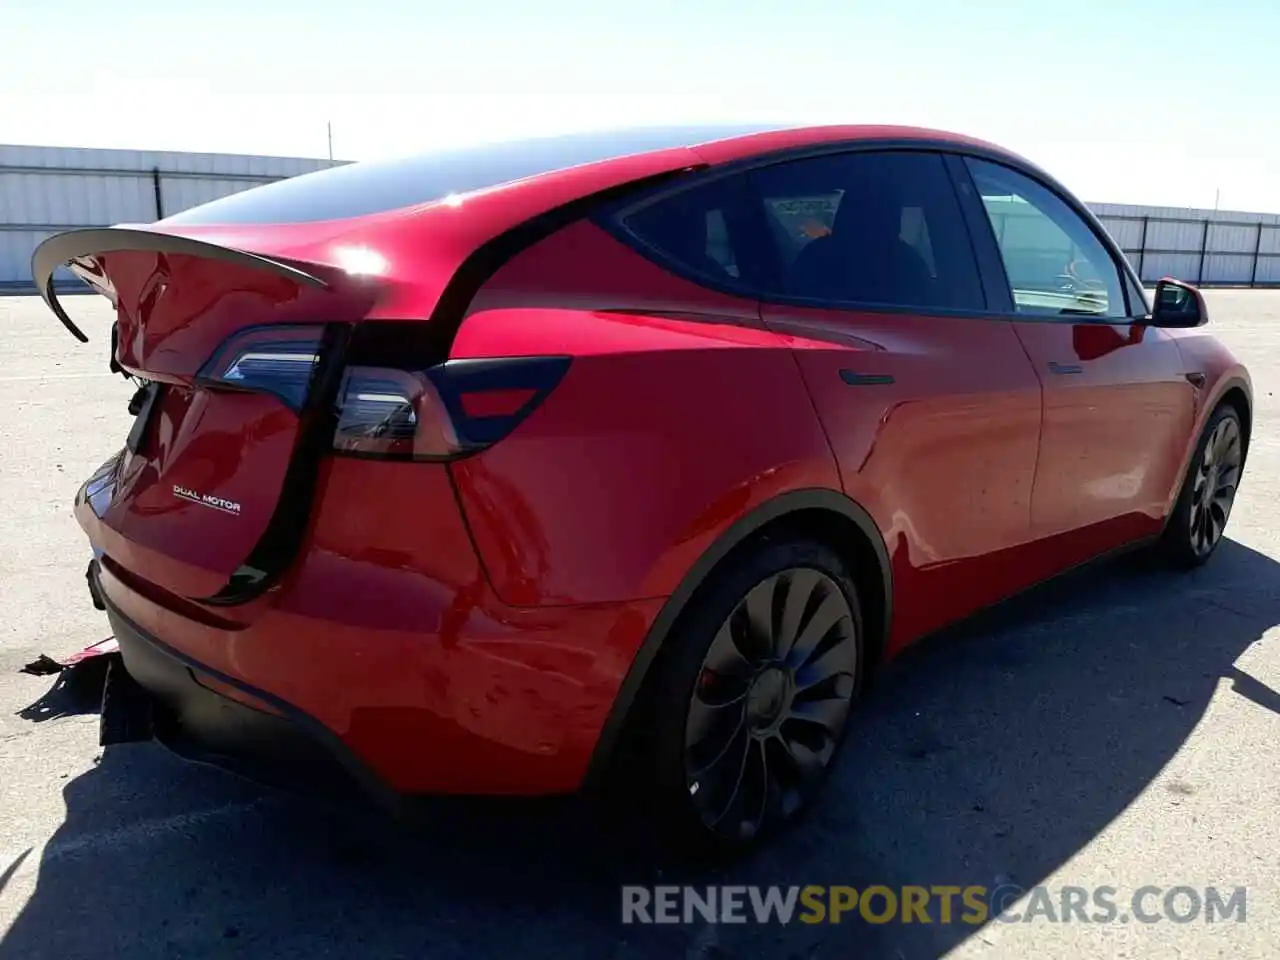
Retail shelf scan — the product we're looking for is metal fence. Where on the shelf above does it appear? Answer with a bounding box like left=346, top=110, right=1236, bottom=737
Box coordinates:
left=1092, top=207, right=1280, bottom=287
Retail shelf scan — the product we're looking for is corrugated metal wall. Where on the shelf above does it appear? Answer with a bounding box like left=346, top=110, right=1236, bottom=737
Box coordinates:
left=0, top=144, right=340, bottom=288
left=1091, top=202, right=1280, bottom=286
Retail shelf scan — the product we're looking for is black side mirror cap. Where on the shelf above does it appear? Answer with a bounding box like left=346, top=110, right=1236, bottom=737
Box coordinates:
left=1151, top=278, right=1208, bottom=328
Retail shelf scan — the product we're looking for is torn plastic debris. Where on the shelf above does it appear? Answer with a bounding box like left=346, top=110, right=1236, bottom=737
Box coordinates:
left=19, top=637, right=119, bottom=676
left=19, top=655, right=63, bottom=677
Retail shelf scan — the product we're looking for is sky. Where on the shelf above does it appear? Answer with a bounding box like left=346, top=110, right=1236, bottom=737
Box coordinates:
left=4, top=0, right=1279, bottom=212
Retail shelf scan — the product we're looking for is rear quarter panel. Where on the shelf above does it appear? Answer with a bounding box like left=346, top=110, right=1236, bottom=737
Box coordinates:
left=448, top=221, right=839, bottom=607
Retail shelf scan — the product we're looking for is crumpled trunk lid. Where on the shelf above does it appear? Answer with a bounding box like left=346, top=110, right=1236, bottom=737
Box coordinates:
left=39, top=224, right=375, bottom=601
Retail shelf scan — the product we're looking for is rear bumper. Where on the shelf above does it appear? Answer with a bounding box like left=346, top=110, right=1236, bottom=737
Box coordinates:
left=78, top=510, right=664, bottom=799
left=96, top=561, right=395, bottom=809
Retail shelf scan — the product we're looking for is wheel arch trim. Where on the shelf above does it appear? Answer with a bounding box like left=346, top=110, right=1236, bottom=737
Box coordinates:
left=1161, top=372, right=1253, bottom=527
left=1213, top=375, right=1253, bottom=444
left=582, top=487, right=890, bottom=790
left=1195, top=373, right=1253, bottom=465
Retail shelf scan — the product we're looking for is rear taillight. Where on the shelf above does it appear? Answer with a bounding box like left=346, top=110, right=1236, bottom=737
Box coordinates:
left=333, top=356, right=570, bottom=460
left=198, top=325, right=325, bottom=410
left=199, top=324, right=569, bottom=461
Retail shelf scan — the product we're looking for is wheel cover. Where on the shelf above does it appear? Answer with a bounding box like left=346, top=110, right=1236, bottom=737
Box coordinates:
left=1190, top=415, right=1243, bottom=557
left=684, top=568, right=857, bottom=840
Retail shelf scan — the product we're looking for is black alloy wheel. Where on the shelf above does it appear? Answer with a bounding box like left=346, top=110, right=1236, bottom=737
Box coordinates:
left=1188, top=412, right=1243, bottom=558
left=682, top=564, right=859, bottom=843
left=1161, top=403, right=1246, bottom=567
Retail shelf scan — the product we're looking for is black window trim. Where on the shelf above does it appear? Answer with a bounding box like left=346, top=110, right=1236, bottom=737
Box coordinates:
left=593, top=135, right=1152, bottom=324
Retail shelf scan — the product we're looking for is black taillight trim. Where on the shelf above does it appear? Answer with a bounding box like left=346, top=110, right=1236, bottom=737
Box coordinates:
left=434, top=356, right=572, bottom=450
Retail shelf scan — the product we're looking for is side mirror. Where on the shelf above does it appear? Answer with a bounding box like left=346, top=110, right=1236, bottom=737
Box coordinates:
left=1151, top=278, right=1208, bottom=328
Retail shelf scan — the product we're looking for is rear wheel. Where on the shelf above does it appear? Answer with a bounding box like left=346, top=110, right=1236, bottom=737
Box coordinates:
left=637, top=539, right=865, bottom=858
left=1159, top=404, right=1245, bottom=567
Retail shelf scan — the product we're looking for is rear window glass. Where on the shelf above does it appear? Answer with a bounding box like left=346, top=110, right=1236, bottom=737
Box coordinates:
left=618, top=177, right=763, bottom=285
left=162, top=126, right=782, bottom=226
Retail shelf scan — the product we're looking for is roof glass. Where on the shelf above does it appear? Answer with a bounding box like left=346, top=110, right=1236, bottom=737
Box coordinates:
left=162, top=125, right=787, bottom=225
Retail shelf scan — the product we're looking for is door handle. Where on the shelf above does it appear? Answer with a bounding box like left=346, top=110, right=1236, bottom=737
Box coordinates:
left=1047, top=361, right=1083, bottom=375
left=839, top=370, right=895, bottom=386
left=1185, top=372, right=1206, bottom=388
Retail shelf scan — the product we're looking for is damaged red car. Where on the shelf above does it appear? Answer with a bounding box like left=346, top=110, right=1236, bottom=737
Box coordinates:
left=34, top=124, right=1251, bottom=855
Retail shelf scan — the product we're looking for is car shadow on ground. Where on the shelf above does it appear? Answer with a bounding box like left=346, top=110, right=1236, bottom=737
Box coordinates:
left=3, top=539, right=1278, bottom=960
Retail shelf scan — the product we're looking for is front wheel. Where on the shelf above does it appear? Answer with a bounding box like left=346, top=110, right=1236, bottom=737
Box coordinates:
left=1159, top=404, right=1245, bottom=567
left=637, top=539, right=865, bottom=858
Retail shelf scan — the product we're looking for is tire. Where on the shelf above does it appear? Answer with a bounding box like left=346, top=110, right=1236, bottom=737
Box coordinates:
left=633, top=537, right=865, bottom=859
left=1158, top=403, right=1245, bottom=568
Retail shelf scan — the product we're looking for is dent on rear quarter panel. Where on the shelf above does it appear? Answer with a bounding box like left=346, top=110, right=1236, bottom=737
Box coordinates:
left=448, top=220, right=841, bottom=607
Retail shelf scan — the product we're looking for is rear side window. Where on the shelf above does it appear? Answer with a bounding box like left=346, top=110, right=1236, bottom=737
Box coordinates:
left=747, top=151, right=985, bottom=310
left=615, top=176, right=764, bottom=287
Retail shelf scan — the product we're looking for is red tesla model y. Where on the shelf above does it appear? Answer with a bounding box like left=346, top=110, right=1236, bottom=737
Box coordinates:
left=34, top=124, right=1251, bottom=854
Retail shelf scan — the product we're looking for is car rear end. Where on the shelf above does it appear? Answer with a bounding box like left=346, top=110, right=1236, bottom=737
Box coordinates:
left=37, top=137, right=707, bottom=802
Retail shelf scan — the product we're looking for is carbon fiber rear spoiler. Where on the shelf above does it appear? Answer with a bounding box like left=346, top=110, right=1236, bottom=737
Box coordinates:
left=31, top=226, right=329, bottom=343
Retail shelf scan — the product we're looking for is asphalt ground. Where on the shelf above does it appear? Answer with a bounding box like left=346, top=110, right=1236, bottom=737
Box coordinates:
left=1, top=290, right=1278, bottom=959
